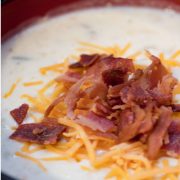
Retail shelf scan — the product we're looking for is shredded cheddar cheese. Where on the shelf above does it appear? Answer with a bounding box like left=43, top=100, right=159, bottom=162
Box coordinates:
left=38, top=80, right=55, bottom=94
left=170, top=50, right=180, bottom=60
left=59, top=118, right=96, bottom=164
left=80, top=165, right=92, bottom=171
left=12, top=43, right=180, bottom=179
left=41, top=156, right=68, bottom=161
left=3, top=79, right=20, bottom=98
left=23, top=81, right=43, bottom=87
left=15, top=152, right=46, bottom=172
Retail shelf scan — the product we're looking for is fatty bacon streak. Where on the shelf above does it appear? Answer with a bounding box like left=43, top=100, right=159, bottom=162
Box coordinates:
left=9, top=53, right=180, bottom=158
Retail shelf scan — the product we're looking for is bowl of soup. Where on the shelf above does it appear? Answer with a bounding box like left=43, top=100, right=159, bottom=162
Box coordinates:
left=2, top=0, right=180, bottom=180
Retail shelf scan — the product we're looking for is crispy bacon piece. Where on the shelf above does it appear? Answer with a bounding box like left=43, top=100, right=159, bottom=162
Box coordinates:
left=101, top=57, right=135, bottom=86
left=107, top=56, right=177, bottom=107
left=92, top=100, right=112, bottom=117
left=44, top=95, right=64, bottom=117
left=10, top=104, right=29, bottom=124
left=147, top=106, right=172, bottom=159
left=102, top=69, right=128, bottom=86
left=10, top=121, right=65, bottom=144
left=139, top=103, right=155, bottom=134
left=164, top=119, right=180, bottom=157
left=108, top=84, right=123, bottom=98
left=55, top=71, right=82, bottom=83
left=120, top=84, right=151, bottom=105
left=107, top=98, right=122, bottom=107
left=69, top=54, right=100, bottom=68
left=118, top=105, right=145, bottom=142
left=144, top=53, right=168, bottom=89
left=170, top=104, right=180, bottom=112
left=149, top=75, right=177, bottom=105
left=85, top=81, right=108, bottom=99
left=66, top=55, right=135, bottom=118
left=107, top=69, right=143, bottom=99
left=86, top=56, right=134, bottom=77
left=64, top=77, right=86, bottom=118
left=76, top=111, right=116, bottom=133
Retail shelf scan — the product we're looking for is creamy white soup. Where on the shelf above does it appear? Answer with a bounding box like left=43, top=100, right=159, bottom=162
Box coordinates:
left=2, top=6, right=180, bottom=180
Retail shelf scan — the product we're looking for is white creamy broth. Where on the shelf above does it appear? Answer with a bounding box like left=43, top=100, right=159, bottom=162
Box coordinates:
left=2, top=6, right=180, bottom=180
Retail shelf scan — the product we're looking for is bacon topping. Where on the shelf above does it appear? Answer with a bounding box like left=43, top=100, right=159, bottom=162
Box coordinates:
left=170, top=104, right=180, bottom=112
left=164, top=119, right=180, bottom=157
left=147, top=106, right=172, bottom=159
left=10, top=104, right=29, bottom=124
left=69, top=54, right=100, bottom=68
left=9, top=52, right=179, bottom=159
left=76, top=111, right=116, bottom=133
left=55, top=71, right=82, bottom=83
left=10, top=121, right=65, bottom=144
left=102, top=69, right=128, bottom=86
left=44, top=95, right=64, bottom=117
left=118, top=105, right=145, bottom=142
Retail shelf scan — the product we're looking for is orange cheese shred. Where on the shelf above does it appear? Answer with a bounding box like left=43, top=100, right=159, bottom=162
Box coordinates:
left=59, top=118, right=96, bottom=164
left=3, top=79, right=20, bottom=98
left=170, top=50, right=180, bottom=60
left=15, top=152, right=46, bottom=172
left=23, top=81, right=43, bottom=87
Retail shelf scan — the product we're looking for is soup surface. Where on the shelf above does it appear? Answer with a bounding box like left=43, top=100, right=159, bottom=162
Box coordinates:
left=2, top=6, right=180, bottom=180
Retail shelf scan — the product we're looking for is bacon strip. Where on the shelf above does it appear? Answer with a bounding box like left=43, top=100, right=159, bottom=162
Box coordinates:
left=170, top=104, right=180, bottom=112
left=147, top=106, right=172, bottom=159
left=118, top=105, right=145, bottom=142
left=55, top=71, right=82, bottom=83
left=10, top=121, right=65, bottom=144
left=76, top=111, right=116, bottom=133
left=10, top=104, right=29, bottom=124
left=69, top=54, right=100, bottom=68
left=44, top=95, right=64, bottom=117
left=64, top=77, right=86, bottom=118
left=164, top=119, right=180, bottom=157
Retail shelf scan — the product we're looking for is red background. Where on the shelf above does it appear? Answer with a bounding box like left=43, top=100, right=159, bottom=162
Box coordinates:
left=2, top=0, right=180, bottom=38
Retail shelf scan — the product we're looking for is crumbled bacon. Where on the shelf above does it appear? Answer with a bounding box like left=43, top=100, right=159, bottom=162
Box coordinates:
left=92, top=100, right=112, bottom=117
left=120, top=84, right=150, bottom=105
left=148, top=75, right=177, bottom=105
left=144, top=53, right=168, bottom=89
left=69, top=54, right=100, bottom=68
left=44, top=95, right=64, bottom=117
left=170, top=104, right=180, bottom=112
left=55, top=71, right=82, bottom=83
left=76, top=111, right=116, bottom=133
left=85, top=80, right=108, bottom=99
left=10, top=104, right=29, bottom=124
left=147, top=106, right=172, bottom=159
left=86, top=56, right=134, bottom=78
left=10, top=52, right=179, bottom=159
left=118, top=105, right=145, bottom=142
left=10, top=121, right=65, bottom=144
left=64, top=77, right=86, bottom=118
left=102, top=69, right=128, bottom=86
left=139, top=103, right=155, bottom=134
left=164, top=119, right=180, bottom=157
